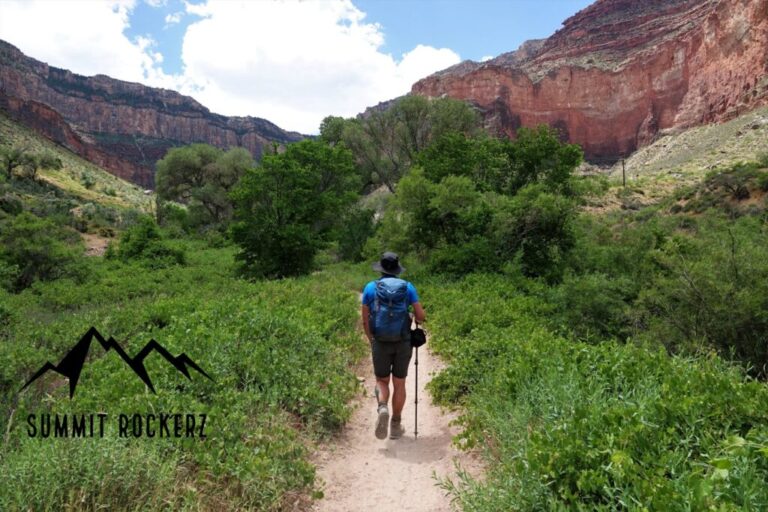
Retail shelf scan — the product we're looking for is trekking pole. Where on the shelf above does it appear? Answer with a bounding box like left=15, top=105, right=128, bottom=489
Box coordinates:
left=414, top=345, right=419, bottom=439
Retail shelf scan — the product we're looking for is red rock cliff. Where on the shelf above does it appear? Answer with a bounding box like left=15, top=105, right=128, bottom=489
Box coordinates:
left=0, top=41, right=303, bottom=188
left=413, top=0, right=768, bottom=160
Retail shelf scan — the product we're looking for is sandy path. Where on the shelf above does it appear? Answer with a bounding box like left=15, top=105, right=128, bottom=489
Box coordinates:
left=311, top=343, right=479, bottom=512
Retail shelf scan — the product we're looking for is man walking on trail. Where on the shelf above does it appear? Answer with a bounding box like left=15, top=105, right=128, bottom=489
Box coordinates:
left=362, top=252, right=425, bottom=440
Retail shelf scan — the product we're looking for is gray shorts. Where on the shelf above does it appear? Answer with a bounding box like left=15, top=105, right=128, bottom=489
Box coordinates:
left=371, top=339, right=413, bottom=379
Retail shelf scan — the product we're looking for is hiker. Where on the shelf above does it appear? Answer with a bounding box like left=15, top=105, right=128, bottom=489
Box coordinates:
left=361, top=252, right=425, bottom=440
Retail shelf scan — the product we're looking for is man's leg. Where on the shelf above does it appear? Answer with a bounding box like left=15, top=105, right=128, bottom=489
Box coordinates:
left=389, top=341, right=413, bottom=439
left=376, top=376, right=391, bottom=406
left=371, top=340, right=394, bottom=439
left=391, top=376, right=406, bottom=418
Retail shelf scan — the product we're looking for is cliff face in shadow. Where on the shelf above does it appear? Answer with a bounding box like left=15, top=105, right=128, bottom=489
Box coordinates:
left=413, top=0, right=768, bottom=161
left=0, top=40, right=303, bottom=187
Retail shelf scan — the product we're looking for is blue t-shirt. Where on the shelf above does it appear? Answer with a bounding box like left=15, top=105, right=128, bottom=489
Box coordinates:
left=362, top=277, right=419, bottom=307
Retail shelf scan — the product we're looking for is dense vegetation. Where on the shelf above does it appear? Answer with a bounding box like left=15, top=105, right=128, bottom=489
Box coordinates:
left=1, top=95, right=767, bottom=510
left=0, top=239, right=365, bottom=510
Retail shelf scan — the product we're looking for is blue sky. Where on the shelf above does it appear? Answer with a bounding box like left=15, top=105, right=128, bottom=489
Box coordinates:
left=354, top=0, right=591, bottom=62
left=0, top=0, right=592, bottom=133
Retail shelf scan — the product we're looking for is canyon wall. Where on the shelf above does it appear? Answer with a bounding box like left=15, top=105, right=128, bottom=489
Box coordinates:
left=0, top=40, right=302, bottom=187
left=413, top=0, right=768, bottom=161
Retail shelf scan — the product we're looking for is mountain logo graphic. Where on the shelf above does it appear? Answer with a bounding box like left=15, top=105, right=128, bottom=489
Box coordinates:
left=20, top=327, right=213, bottom=398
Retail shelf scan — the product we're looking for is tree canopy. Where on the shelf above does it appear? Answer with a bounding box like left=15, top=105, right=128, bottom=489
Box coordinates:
left=155, top=144, right=254, bottom=227
left=320, top=95, right=481, bottom=193
left=230, top=139, right=359, bottom=278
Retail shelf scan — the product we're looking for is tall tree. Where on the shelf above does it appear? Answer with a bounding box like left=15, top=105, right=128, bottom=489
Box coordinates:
left=340, top=96, right=481, bottom=193
left=230, top=139, right=359, bottom=278
left=155, top=144, right=254, bottom=227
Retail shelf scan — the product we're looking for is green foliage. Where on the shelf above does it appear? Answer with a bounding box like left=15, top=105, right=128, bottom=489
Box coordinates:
left=372, top=126, right=582, bottom=278
left=504, top=125, right=583, bottom=194
left=492, top=184, right=577, bottom=280
left=0, top=248, right=362, bottom=510
left=155, top=144, right=254, bottom=228
left=335, top=205, right=375, bottom=262
left=0, top=191, right=23, bottom=215
left=424, top=275, right=768, bottom=510
left=115, top=215, right=185, bottom=268
left=633, top=215, right=768, bottom=376
left=417, top=125, right=583, bottom=195
left=757, top=151, right=768, bottom=168
left=230, top=139, right=359, bottom=278
left=675, top=161, right=768, bottom=217
left=0, top=211, right=84, bottom=292
left=318, top=115, right=346, bottom=145
left=80, top=171, right=96, bottom=189
left=339, top=96, right=481, bottom=192
left=0, top=145, right=62, bottom=181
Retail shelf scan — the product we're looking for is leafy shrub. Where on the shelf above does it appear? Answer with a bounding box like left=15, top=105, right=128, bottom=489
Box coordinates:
left=115, top=215, right=185, bottom=267
left=756, top=151, right=768, bottom=168
left=231, top=139, right=359, bottom=278
left=373, top=125, right=583, bottom=278
left=549, top=272, right=633, bottom=341
left=0, top=247, right=362, bottom=510
left=0, top=192, right=22, bottom=215
left=634, top=215, right=768, bottom=377
left=491, top=184, right=576, bottom=281
left=335, top=205, right=375, bottom=262
left=80, top=171, right=96, bottom=189
left=425, top=276, right=768, bottom=510
left=0, top=212, right=84, bottom=291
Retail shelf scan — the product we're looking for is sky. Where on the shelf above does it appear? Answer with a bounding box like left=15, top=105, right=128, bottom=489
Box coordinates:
left=0, top=0, right=592, bottom=134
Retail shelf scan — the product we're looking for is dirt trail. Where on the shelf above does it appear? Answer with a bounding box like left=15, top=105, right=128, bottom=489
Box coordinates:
left=312, top=343, right=480, bottom=512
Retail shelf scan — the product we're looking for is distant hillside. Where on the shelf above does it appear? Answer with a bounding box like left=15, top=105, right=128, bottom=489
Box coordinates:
left=0, top=109, right=152, bottom=231
left=0, top=40, right=304, bottom=188
left=414, top=0, right=768, bottom=161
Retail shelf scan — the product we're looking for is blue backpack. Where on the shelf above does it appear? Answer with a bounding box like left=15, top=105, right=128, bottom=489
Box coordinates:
left=370, top=277, right=411, bottom=342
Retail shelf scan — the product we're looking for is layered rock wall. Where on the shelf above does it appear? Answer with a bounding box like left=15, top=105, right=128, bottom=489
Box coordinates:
left=0, top=41, right=302, bottom=187
left=413, top=0, right=768, bottom=160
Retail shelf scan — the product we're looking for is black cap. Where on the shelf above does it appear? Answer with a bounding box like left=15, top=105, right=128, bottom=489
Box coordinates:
left=372, top=251, right=405, bottom=275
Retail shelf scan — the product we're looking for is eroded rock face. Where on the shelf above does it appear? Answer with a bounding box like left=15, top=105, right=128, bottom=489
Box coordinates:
left=0, top=40, right=303, bottom=187
left=413, top=0, right=768, bottom=161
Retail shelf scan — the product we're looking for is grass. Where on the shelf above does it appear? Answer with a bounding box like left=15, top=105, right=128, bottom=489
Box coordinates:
left=0, top=241, right=370, bottom=511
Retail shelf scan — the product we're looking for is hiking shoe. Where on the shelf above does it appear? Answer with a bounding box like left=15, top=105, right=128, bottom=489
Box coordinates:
left=389, top=419, right=405, bottom=440
left=375, top=404, right=389, bottom=440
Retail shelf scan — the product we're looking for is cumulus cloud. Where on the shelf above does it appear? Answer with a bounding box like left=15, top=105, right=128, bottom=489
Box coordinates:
left=164, top=11, right=183, bottom=27
left=481, top=55, right=493, bottom=62
left=0, top=0, right=461, bottom=134
left=0, top=0, right=176, bottom=87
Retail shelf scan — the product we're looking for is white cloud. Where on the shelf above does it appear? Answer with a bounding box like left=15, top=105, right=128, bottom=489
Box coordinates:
left=0, top=0, right=178, bottom=87
left=164, top=11, right=183, bottom=26
left=176, top=1, right=460, bottom=133
left=481, top=55, right=493, bottom=62
left=0, top=0, right=461, bottom=134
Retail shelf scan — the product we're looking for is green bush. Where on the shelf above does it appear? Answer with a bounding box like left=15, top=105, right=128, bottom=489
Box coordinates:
left=372, top=125, right=583, bottom=278
left=230, top=139, right=359, bottom=278
left=115, top=215, right=185, bottom=267
left=335, top=205, right=375, bottom=262
left=634, top=215, right=768, bottom=376
left=549, top=272, right=633, bottom=341
left=0, top=192, right=22, bottom=215
left=424, top=276, right=768, bottom=510
left=0, top=247, right=362, bottom=511
left=0, top=211, right=84, bottom=291
left=80, top=171, right=96, bottom=189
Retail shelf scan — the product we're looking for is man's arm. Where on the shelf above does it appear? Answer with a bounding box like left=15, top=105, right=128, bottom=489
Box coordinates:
left=361, top=304, right=373, bottom=343
left=412, top=302, right=426, bottom=324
